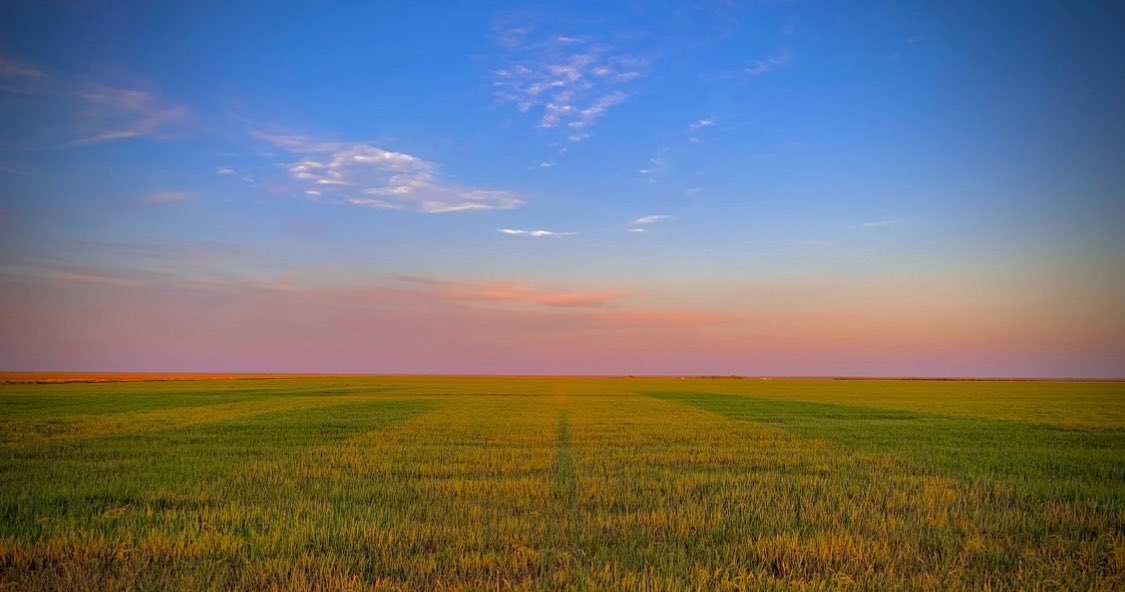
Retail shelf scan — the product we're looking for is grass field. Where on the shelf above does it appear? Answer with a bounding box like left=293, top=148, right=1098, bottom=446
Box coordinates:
left=1, top=376, right=1123, bottom=590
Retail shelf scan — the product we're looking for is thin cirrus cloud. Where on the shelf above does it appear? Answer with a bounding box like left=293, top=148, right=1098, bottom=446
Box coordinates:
left=395, top=276, right=629, bottom=308
left=860, top=219, right=898, bottom=229
left=493, top=23, right=649, bottom=142
left=0, top=56, right=187, bottom=146
left=498, top=228, right=576, bottom=238
left=633, top=214, right=673, bottom=225
left=689, top=117, right=716, bottom=131
left=707, top=50, right=793, bottom=80
left=629, top=214, right=673, bottom=233
left=638, top=156, right=667, bottom=182
left=255, top=131, right=524, bottom=214
left=687, top=117, right=717, bottom=143
left=746, top=50, right=792, bottom=76
left=0, top=57, right=48, bottom=79
left=70, top=84, right=190, bottom=145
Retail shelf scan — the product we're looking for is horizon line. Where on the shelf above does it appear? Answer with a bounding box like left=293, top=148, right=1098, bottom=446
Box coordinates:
left=2, top=371, right=1123, bottom=384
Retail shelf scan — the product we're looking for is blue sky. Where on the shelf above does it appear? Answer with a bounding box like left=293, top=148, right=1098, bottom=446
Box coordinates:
left=1, top=1, right=1123, bottom=376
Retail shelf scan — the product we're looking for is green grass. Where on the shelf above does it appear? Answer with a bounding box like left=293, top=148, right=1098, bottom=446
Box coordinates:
left=1, top=376, right=1123, bottom=590
left=649, top=392, right=1125, bottom=501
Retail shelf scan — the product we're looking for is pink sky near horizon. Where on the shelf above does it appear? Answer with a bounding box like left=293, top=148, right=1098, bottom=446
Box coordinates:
left=2, top=267, right=1121, bottom=378
left=2, top=3, right=1124, bottom=378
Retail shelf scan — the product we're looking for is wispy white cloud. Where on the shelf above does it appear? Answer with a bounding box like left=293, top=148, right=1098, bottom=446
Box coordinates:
left=345, top=197, right=397, bottom=210
left=216, top=167, right=236, bottom=175
left=746, top=50, right=792, bottom=76
left=687, top=116, right=719, bottom=144
left=256, top=131, right=524, bottom=214
left=685, top=187, right=702, bottom=196
left=493, top=23, right=649, bottom=142
left=71, top=84, right=189, bottom=145
left=689, top=117, right=717, bottom=131
left=0, top=57, right=48, bottom=79
left=498, top=228, right=576, bottom=238
left=0, top=58, right=188, bottom=147
left=859, top=219, right=898, bottom=229
left=638, top=156, right=667, bottom=181
left=633, top=214, right=673, bottom=225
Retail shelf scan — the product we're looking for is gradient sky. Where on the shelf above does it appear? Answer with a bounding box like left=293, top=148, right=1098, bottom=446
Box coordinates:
left=1, top=1, right=1123, bottom=377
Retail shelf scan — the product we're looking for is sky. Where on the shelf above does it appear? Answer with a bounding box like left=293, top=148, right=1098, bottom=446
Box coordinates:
left=1, top=1, right=1123, bottom=377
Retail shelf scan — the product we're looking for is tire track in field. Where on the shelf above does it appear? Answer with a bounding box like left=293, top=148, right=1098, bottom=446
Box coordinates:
left=543, top=410, right=579, bottom=585
left=551, top=412, right=577, bottom=504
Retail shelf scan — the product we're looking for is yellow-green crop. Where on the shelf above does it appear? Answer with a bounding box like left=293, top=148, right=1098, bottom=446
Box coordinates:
left=1, top=376, right=1123, bottom=590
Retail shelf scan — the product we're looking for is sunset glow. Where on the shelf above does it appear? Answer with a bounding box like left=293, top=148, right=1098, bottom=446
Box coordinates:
left=1, top=2, right=1122, bottom=377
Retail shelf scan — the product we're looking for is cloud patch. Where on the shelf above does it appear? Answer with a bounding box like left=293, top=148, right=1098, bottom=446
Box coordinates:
left=493, top=24, right=649, bottom=142
left=256, top=131, right=525, bottom=214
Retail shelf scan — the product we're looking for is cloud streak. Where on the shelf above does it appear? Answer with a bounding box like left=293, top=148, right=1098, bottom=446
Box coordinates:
left=689, top=117, right=716, bottom=131
left=0, top=57, right=48, bottom=79
left=71, top=84, right=189, bottom=145
left=498, top=228, right=576, bottom=238
left=396, top=276, right=628, bottom=308
left=629, top=214, right=673, bottom=233
left=0, top=57, right=187, bottom=147
left=638, top=155, right=667, bottom=179
left=708, top=51, right=793, bottom=80
left=633, top=214, right=673, bottom=225
left=746, top=50, right=792, bottom=76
